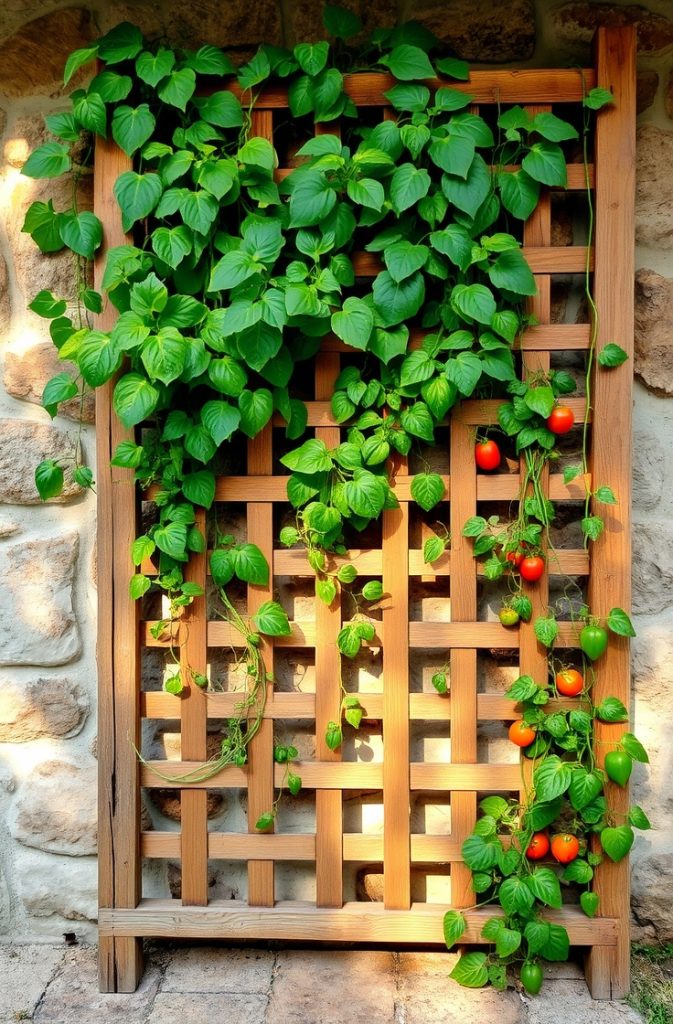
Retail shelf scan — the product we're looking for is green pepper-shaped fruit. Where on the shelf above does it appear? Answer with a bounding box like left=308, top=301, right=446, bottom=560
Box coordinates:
left=520, top=962, right=543, bottom=995
left=579, top=624, right=609, bottom=661
left=604, top=749, right=632, bottom=787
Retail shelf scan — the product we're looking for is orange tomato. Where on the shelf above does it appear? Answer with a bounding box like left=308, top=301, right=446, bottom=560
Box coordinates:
left=509, top=720, right=536, bottom=747
left=551, top=833, right=580, bottom=864
left=556, top=669, right=584, bottom=697
left=526, top=832, right=550, bottom=860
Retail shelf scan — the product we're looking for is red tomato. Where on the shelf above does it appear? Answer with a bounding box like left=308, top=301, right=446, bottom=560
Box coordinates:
left=475, top=440, right=501, bottom=471
left=526, top=832, right=550, bottom=860
left=520, top=556, right=545, bottom=581
left=556, top=669, right=584, bottom=697
left=509, top=720, right=536, bottom=747
left=506, top=550, right=524, bottom=568
left=551, top=833, right=580, bottom=864
left=547, top=405, right=575, bottom=435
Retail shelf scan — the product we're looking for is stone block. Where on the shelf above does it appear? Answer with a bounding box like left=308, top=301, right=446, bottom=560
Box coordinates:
left=0, top=675, right=89, bottom=741
left=0, top=419, right=82, bottom=504
left=550, top=3, right=673, bottom=58
left=404, top=0, right=535, bottom=62
left=0, top=531, right=80, bottom=666
left=637, top=70, right=658, bottom=115
left=268, top=950, right=396, bottom=1024
left=635, top=268, right=673, bottom=393
left=162, top=946, right=274, bottom=993
left=636, top=126, right=673, bottom=250
left=16, top=848, right=96, bottom=922
left=0, top=254, right=9, bottom=340
left=148, top=992, right=268, bottom=1024
left=0, top=945, right=65, bottom=1021
left=0, top=9, right=94, bottom=97
left=4, top=343, right=95, bottom=423
left=11, top=759, right=96, bottom=855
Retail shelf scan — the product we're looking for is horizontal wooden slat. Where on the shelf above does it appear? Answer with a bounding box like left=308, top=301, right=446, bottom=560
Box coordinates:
left=141, top=690, right=580, bottom=722
left=276, top=162, right=594, bottom=188
left=143, top=618, right=581, bottom=650
left=271, top=547, right=589, bottom=577
left=140, top=760, right=521, bottom=790
left=141, top=831, right=463, bottom=863
left=100, top=900, right=616, bottom=945
left=351, top=247, right=592, bottom=278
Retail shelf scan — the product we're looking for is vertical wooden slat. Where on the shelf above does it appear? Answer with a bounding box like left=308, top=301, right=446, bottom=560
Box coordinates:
left=179, top=508, right=209, bottom=905
left=382, top=484, right=410, bottom=908
left=519, top=110, right=553, bottom=810
left=314, top=352, right=343, bottom=907
left=94, top=131, right=143, bottom=993
left=585, top=26, right=635, bottom=1001
left=449, top=421, right=477, bottom=908
left=245, top=107, right=277, bottom=908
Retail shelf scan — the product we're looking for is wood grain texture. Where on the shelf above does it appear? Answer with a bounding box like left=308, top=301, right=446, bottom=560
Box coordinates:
left=585, top=26, right=636, bottom=1002
left=314, top=351, right=344, bottom=907
left=179, top=508, right=209, bottom=906
left=94, top=129, right=143, bottom=994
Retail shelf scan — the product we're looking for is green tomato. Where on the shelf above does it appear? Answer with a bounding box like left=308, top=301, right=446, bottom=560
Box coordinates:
left=579, top=624, right=608, bottom=661
left=520, top=962, right=543, bottom=995
left=604, top=749, right=632, bottom=787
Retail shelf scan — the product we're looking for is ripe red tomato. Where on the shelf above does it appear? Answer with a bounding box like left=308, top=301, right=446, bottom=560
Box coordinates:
left=509, top=720, right=536, bottom=747
left=551, top=833, right=580, bottom=864
left=506, top=550, right=524, bottom=568
left=526, top=832, right=550, bottom=860
left=520, top=556, right=545, bottom=581
left=475, top=440, right=500, bottom=471
left=556, top=668, right=584, bottom=697
left=547, top=405, right=575, bottom=435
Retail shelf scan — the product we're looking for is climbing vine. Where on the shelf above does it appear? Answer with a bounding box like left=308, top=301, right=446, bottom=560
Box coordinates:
left=22, top=5, right=644, bottom=995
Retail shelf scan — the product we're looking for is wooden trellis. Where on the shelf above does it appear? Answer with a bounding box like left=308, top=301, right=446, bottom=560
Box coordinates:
left=95, top=27, right=635, bottom=997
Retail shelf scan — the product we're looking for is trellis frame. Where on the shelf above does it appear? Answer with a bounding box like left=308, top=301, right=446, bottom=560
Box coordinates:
left=95, top=27, right=635, bottom=997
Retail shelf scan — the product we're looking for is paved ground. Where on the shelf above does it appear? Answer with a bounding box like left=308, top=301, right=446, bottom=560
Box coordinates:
left=0, top=944, right=644, bottom=1024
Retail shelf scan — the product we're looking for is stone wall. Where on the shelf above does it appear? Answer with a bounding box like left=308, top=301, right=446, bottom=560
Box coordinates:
left=0, top=0, right=671, bottom=944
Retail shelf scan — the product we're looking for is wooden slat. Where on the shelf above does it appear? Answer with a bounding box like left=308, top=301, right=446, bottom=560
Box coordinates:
left=179, top=509, right=209, bottom=905
left=141, top=690, right=580, bottom=723
left=94, top=130, right=143, bottom=994
left=100, top=900, right=616, bottom=945
left=317, top=323, right=592, bottom=354
left=314, top=350, right=344, bottom=907
left=351, top=246, right=593, bottom=278
left=226, top=69, right=595, bottom=107
left=585, top=26, right=636, bottom=1002
left=382, top=496, right=410, bottom=907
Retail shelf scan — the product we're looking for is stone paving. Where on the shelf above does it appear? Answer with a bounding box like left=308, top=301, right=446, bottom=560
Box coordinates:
left=0, top=944, right=644, bottom=1024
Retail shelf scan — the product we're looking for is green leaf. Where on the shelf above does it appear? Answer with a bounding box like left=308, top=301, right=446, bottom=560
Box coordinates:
left=429, top=133, right=474, bottom=178
left=462, top=834, right=499, bottom=871
left=157, top=68, right=196, bottom=111
left=111, top=441, right=145, bottom=468
left=524, top=920, right=550, bottom=955
left=73, top=91, right=107, bottom=136
left=325, top=721, right=343, bottom=751
left=141, top=328, right=187, bottom=385
left=180, top=190, right=218, bottom=235
left=436, top=56, right=470, bottom=80
left=281, top=439, right=333, bottom=474
left=331, top=298, right=374, bottom=350
left=344, top=472, right=388, bottom=518
left=595, top=486, right=617, bottom=505
left=89, top=70, right=133, bottom=102
left=562, top=859, right=594, bottom=884
left=462, top=515, right=487, bottom=538
left=113, top=171, right=163, bottom=231
left=598, top=343, right=628, bottom=368
left=294, top=41, right=329, bottom=76
left=495, top=927, right=522, bottom=959
left=113, top=373, right=159, bottom=428
left=98, top=21, right=143, bottom=63
left=380, top=45, right=435, bottom=81
left=129, top=573, right=152, bottom=600
left=29, top=290, right=67, bottom=319
left=584, top=87, right=614, bottom=111
left=532, top=111, right=579, bottom=142
left=238, top=389, right=273, bottom=438
left=154, top=522, right=188, bottom=560
left=362, top=580, right=384, bottom=602
left=323, top=3, right=362, bottom=38
left=569, top=767, right=604, bottom=811
left=252, top=600, right=291, bottom=636
left=35, top=459, right=64, bottom=501
left=499, top=876, right=535, bottom=915
left=132, top=535, right=155, bottom=565
left=22, top=142, right=71, bottom=179
left=63, top=44, right=99, bottom=85
left=384, top=83, right=430, bottom=112
left=582, top=515, right=604, bottom=542
left=290, top=171, right=336, bottom=227
left=522, top=142, right=567, bottom=187
left=201, top=400, right=240, bottom=446
left=629, top=805, right=651, bottom=830
left=151, top=226, right=192, bottom=270
left=373, top=271, right=425, bottom=327
left=534, top=615, right=558, bottom=649
left=423, top=535, right=445, bottom=564
left=432, top=672, right=447, bottom=694
left=443, top=909, right=466, bottom=950
left=621, top=732, right=649, bottom=763
left=497, top=169, right=539, bottom=220
left=384, top=242, right=429, bottom=283
left=525, top=385, right=555, bottom=418
left=400, top=349, right=435, bottom=387
left=600, top=824, right=634, bottom=863
left=232, top=543, right=269, bottom=586
left=563, top=464, right=583, bottom=485
left=533, top=756, right=572, bottom=801
left=449, top=952, right=488, bottom=989
left=580, top=892, right=600, bottom=918
left=389, top=163, right=431, bottom=214
left=210, top=549, right=235, bottom=587
left=410, top=472, right=445, bottom=511
left=135, top=48, right=175, bottom=86
left=540, top=923, right=570, bottom=963
left=255, top=811, right=275, bottom=831
left=42, top=372, right=78, bottom=417
left=442, top=153, right=491, bottom=217
left=450, top=283, right=496, bottom=326
left=430, top=224, right=472, bottom=271
left=78, top=330, right=122, bottom=387
left=488, top=250, right=537, bottom=296
left=22, top=200, right=64, bottom=253
left=607, top=607, right=636, bottom=637
left=182, top=470, right=216, bottom=510
left=112, top=104, right=156, bottom=156
left=59, top=211, right=103, bottom=259
left=192, top=91, right=244, bottom=128
left=526, top=867, right=562, bottom=909
left=595, top=697, right=628, bottom=723
left=317, top=577, right=337, bottom=606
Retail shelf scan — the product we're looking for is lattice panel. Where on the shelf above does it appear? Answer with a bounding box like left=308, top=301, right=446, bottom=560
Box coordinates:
left=96, top=28, right=635, bottom=1000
